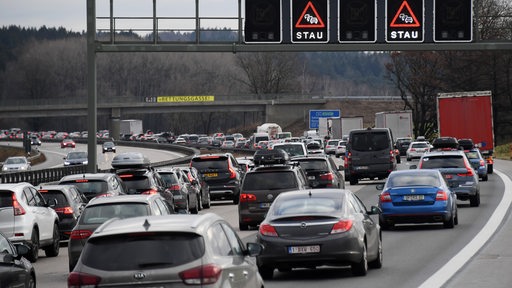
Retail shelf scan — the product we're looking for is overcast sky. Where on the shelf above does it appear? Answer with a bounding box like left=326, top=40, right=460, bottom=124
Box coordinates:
left=0, top=0, right=240, bottom=33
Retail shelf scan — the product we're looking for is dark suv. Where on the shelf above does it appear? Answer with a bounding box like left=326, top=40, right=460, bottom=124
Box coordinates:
left=238, top=150, right=310, bottom=230
left=294, top=155, right=345, bottom=189
left=345, top=127, right=397, bottom=185
left=190, top=153, right=244, bottom=204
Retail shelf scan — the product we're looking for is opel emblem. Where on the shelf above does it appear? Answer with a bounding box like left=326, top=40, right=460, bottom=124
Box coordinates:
left=411, top=189, right=415, bottom=193
left=301, top=222, right=307, bottom=228
left=133, top=272, right=146, bottom=280
left=267, top=194, right=274, bottom=200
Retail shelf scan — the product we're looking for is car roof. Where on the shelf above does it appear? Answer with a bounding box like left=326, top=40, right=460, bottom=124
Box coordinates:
left=59, top=173, right=116, bottom=182
left=38, top=184, right=77, bottom=192
left=389, top=169, right=440, bottom=176
left=274, top=188, right=349, bottom=201
left=91, top=213, right=223, bottom=238
left=423, top=150, right=465, bottom=157
left=250, top=164, right=299, bottom=173
left=0, top=182, right=32, bottom=190
left=85, top=194, right=163, bottom=207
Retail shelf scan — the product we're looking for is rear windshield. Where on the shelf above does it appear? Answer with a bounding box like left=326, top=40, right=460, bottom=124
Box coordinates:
left=464, top=152, right=480, bottom=160
left=242, top=171, right=298, bottom=190
left=412, top=143, right=429, bottom=148
left=327, top=140, right=339, bottom=146
left=118, top=176, right=151, bottom=194
left=80, top=203, right=149, bottom=224
left=272, top=197, right=341, bottom=216
left=191, top=157, right=228, bottom=170
left=40, top=191, right=69, bottom=207
left=420, top=156, right=465, bottom=169
left=0, top=192, right=13, bottom=208
left=254, top=136, right=269, bottom=143
left=350, top=132, right=390, bottom=152
left=81, top=232, right=204, bottom=271
left=387, top=173, right=441, bottom=187
left=159, top=173, right=179, bottom=185
left=274, top=145, right=305, bottom=156
left=297, top=159, right=329, bottom=172
left=59, top=180, right=108, bottom=195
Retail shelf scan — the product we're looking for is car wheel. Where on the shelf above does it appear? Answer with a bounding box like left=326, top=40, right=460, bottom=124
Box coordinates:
left=470, top=193, right=480, bottom=207
left=44, top=223, right=60, bottom=257
left=368, top=236, right=383, bottom=269
left=379, top=218, right=393, bottom=230
left=27, top=229, right=39, bottom=263
left=454, top=209, right=459, bottom=225
left=197, top=194, right=203, bottom=211
left=407, top=157, right=411, bottom=161
left=487, top=164, right=493, bottom=174
left=259, top=265, right=274, bottom=280
left=190, top=196, right=199, bottom=214
left=443, top=213, right=455, bottom=229
left=482, top=174, right=488, bottom=181
left=203, top=191, right=211, bottom=209
left=351, top=243, right=368, bottom=276
left=27, top=274, right=36, bottom=288
left=396, top=156, right=401, bottom=164
left=239, top=221, right=249, bottom=231
left=233, top=194, right=240, bottom=205
left=349, top=178, right=358, bottom=185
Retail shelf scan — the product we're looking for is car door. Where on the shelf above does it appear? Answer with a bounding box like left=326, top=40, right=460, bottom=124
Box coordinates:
left=350, top=194, right=380, bottom=258
left=0, top=235, right=28, bottom=287
left=24, top=187, right=54, bottom=241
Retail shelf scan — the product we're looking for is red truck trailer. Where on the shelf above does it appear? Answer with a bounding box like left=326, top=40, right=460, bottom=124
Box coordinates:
left=437, top=90, right=494, bottom=173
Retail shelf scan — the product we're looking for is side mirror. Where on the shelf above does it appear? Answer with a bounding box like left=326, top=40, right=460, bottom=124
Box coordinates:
left=15, top=244, right=30, bottom=258
left=376, top=184, right=384, bottom=190
left=368, top=206, right=382, bottom=215
left=1, top=253, right=15, bottom=264
left=246, top=242, right=264, bottom=257
left=48, top=198, right=58, bottom=208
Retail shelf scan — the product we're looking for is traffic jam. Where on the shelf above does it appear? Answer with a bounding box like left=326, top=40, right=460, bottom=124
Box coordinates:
left=0, top=92, right=503, bottom=288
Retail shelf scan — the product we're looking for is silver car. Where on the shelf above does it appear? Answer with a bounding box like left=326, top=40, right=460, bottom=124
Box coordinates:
left=68, top=213, right=264, bottom=287
left=2, top=156, right=31, bottom=172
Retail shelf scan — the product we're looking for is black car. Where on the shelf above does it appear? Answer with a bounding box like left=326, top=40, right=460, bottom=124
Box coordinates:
left=157, top=167, right=199, bottom=214
left=0, top=231, right=36, bottom=287
left=190, top=153, right=245, bottom=204
left=179, top=166, right=211, bottom=210
left=294, top=155, right=345, bottom=189
left=102, top=141, right=116, bottom=153
left=59, top=173, right=127, bottom=202
left=256, top=189, right=382, bottom=279
left=395, top=137, right=412, bottom=156
left=38, top=185, right=87, bottom=240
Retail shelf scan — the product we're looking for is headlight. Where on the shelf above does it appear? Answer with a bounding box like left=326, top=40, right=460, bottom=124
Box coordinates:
left=64, top=161, right=70, bottom=165
left=20, top=166, right=27, bottom=170
left=83, top=161, right=88, bottom=165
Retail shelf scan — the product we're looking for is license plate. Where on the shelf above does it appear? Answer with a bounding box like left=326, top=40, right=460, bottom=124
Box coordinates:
left=308, top=176, right=316, bottom=180
left=288, top=245, right=320, bottom=254
left=356, top=166, right=368, bottom=170
left=403, top=195, right=424, bottom=201
left=260, top=203, right=271, bottom=208
left=204, top=173, right=218, bottom=177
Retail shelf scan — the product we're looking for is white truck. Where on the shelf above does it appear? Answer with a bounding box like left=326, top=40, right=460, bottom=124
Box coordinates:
left=375, top=111, right=413, bottom=142
left=120, top=119, right=143, bottom=136
left=318, top=117, right=363, bottom=140
left=257, top=123, right=282, bottom=140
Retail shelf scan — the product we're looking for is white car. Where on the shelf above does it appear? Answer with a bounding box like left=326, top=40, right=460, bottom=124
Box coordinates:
left=324, top=139, right=341, bottom=154
left=335, top=141, right=347, bottom=158
left=2, top=156, right=31, bottom=172
left=0, top=182, right=60, bottom=262
left=271, top=142, right=308, bottom=157
left=406, top=141, right=431, bottom=161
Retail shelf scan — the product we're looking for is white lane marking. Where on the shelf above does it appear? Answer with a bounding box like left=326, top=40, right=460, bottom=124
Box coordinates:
left=418, top=169, right=512, bottom=288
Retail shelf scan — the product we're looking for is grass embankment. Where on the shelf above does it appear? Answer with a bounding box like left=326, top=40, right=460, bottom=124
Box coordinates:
left=0, top=146, right=46, bottom=165
left=494, top=143, right=512, bottom=160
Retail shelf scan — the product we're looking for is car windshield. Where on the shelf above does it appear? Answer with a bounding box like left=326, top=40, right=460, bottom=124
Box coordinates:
left=68, top=152, right=87, bottom=159
left=420, top=156, right=465, bottom=169
left=80, top=203, right=149, bottom=224
left=387, top=173, right=441, bottom=187
left=274, top=145, right=305, bottom=156
left=160, top=173, right=179, bottom=185
left=81, top=232, right=204, bottom=271
left=272, top=197, right=341, bottom=216
left=242, top=171, right=298, bottom=190
left=5, top=158, right=25, bottom=164
left=351, top=132, right=390, bottom=151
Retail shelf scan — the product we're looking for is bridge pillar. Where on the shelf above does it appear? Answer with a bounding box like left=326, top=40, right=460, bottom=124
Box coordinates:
left=110, top=108, right=121, bottom=141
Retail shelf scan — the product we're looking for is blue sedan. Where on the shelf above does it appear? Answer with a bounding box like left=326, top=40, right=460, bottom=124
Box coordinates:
left=464, top=149, right=488, bottom=181
left=377, top=169, right=458, bottom=229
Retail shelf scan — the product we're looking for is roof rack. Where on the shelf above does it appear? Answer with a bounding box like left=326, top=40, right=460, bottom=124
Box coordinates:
left=253, top=149, right=290, bottom=166
left=111, top=152, right=151, bottom=169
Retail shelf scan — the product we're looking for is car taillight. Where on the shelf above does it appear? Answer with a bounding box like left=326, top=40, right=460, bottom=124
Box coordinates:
left=459, top=161, right=475, bottom=177
left=240, top=193, right=257, bottom=202
left=319, top=173, right=334, bottom=181
left=142, top=189, right=159, bottom=195
left=331, top=219, right=353, bottom=234
left=259, top=223, right=278, bottom=237
left=436, top=190, right=448, bottom=201
left=479, top=160, right=486, bottom=167
left=68, top=272, right=101, bottom=287
left=228, top=166, right=236, bottom=179
left=410, top=148, right=416, bottom=152
left=54, top=206, right=74, bottom=214
left=12, top=194, right=26, bottom=216
left=70, top=230, right=93, bottom=240
left=169, top=184, right=181, bottom=190
left=179, top=264, right=222, bottom=285
left=389, top=150, right=395, bottom=162
left=379, top=191, right=392, bottom=203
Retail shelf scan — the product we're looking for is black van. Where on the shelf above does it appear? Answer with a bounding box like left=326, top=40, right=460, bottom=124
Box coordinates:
left=345, top=127, right=397, bottom=185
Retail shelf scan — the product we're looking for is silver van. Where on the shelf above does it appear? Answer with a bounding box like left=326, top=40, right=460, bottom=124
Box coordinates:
left=345, top=128, right=397, bottom=185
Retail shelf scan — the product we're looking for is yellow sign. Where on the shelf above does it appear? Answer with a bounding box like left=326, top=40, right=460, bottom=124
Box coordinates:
left=157, top=96, right=215, bottom=103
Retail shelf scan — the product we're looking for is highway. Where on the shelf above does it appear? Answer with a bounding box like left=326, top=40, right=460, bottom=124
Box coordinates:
left=9, top=143, right=511, bottom=288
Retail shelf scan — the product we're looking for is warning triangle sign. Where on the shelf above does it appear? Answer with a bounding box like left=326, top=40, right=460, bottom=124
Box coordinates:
left=295, top=1, right=326, bottom=28
left=390, top=0, right=420, bottom=28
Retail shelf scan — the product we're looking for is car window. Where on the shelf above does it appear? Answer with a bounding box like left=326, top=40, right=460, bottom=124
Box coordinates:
left=80, top=203, right=149, bottom=224
left=208, top=223, right=233, bottom=256
left=160, top=173, right=179, bottom=185
left=242, top=171, right=298, bottom=190
left=32, top=189, right=46, bottom=207
left=298, top=159, right=329, bottom=172
left=412, top=143, right=429, bottom=148
left=464, top=152, right=480, bottom=159
left=220, top=223, right=244, bottom=256
left=0, top=192, right=13, bottom=208
left=191, top=157, right=228, bottom=170
left=0, top=235, right=14, bottom=255
left=387, top=173, right=441, bottom=187
left=121, top=176, right=151, bottom=193
left=274, top=144, right=305, bottom=156
left=420, top=156, right=465, bottom=169
left=81, top=232, right=204, bottom=271
left=60, top=180, right=108, bottom=194
left=273, top=197, right=339, bottom=216
left=40, top=190, right=68, bottom=207
left=351, top=132, right=390, bottom=151
left=23, top=187, right=36, bottom=206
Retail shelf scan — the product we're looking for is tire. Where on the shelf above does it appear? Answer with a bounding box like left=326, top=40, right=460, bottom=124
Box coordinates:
left=454, top=209, right=459, bottom=225
left=487, top=164, right=493, bottom=174
left=368, top=236, right=383, bottom=269
left=233, top=194, right=240, bottom=205
left=27, top=229, right=39, bottom=263
left=44, top=223, right=60, bottom=257
left=203, top=191, right=211, bottom=209
left=197, top=194, right=203, bottom=211
left=379, top=218, right=393, bottom=230
left=482, top=174, right=488, bottom=181
left=406, top=157, right=411, bottom=161
left=259, top=265, right=274, bottom=280
left=189, top=195, right=199, bottom=214
left=351, top=243, right=368, bottom=276
left=26, top=274, right=36, bottom=288
left=443, top=213, right=455, bottom=229
left=349, top=177, right=359, bottom=186
left=470, top=193, right=480, bottom=207
left=239, top=222, right=249, bottom=231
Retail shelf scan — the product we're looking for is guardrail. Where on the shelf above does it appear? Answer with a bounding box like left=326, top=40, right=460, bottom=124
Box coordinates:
left=0, top=139, right=203, bottom=186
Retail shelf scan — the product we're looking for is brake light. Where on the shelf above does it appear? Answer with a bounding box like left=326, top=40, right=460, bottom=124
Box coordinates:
left=75, top=179, right=89, bottom=183
left=410, top=148, right=416, bottom=152
left=479, top=160, right=486, bottom=167
left=169, top=184, right=181, bottom=190
left=179, top=264, right=222, bottom=285
left=142, top=189, right=159, bottom=195
left=389, top=150, right=395, bottom=162
left=70, top=230, right=93, bottom=240
left=68, top=272, right=101, bottom=287
left=319, top=173, right=334, bottom=181
left=54, top=206, right=74, bottom=214
left=436, top=190, right=448, bottom=201
left=12, top=194, right=26, bottom=216
left=118, top=174, right=133, bottom=178
left=240, top=193, right=257, bottom=202
left=379, top=191, right=392, bottom=203
left=331, top=219, right=353, bottom=234
left=458, top=160, right=475, bottom=177
left=259, top=223, right=278, bottom=237
left=228, top=165, right=236, bottom=179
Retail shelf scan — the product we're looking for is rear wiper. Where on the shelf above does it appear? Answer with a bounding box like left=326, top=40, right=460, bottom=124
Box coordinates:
left=138, top=262, right=174, bottom=268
